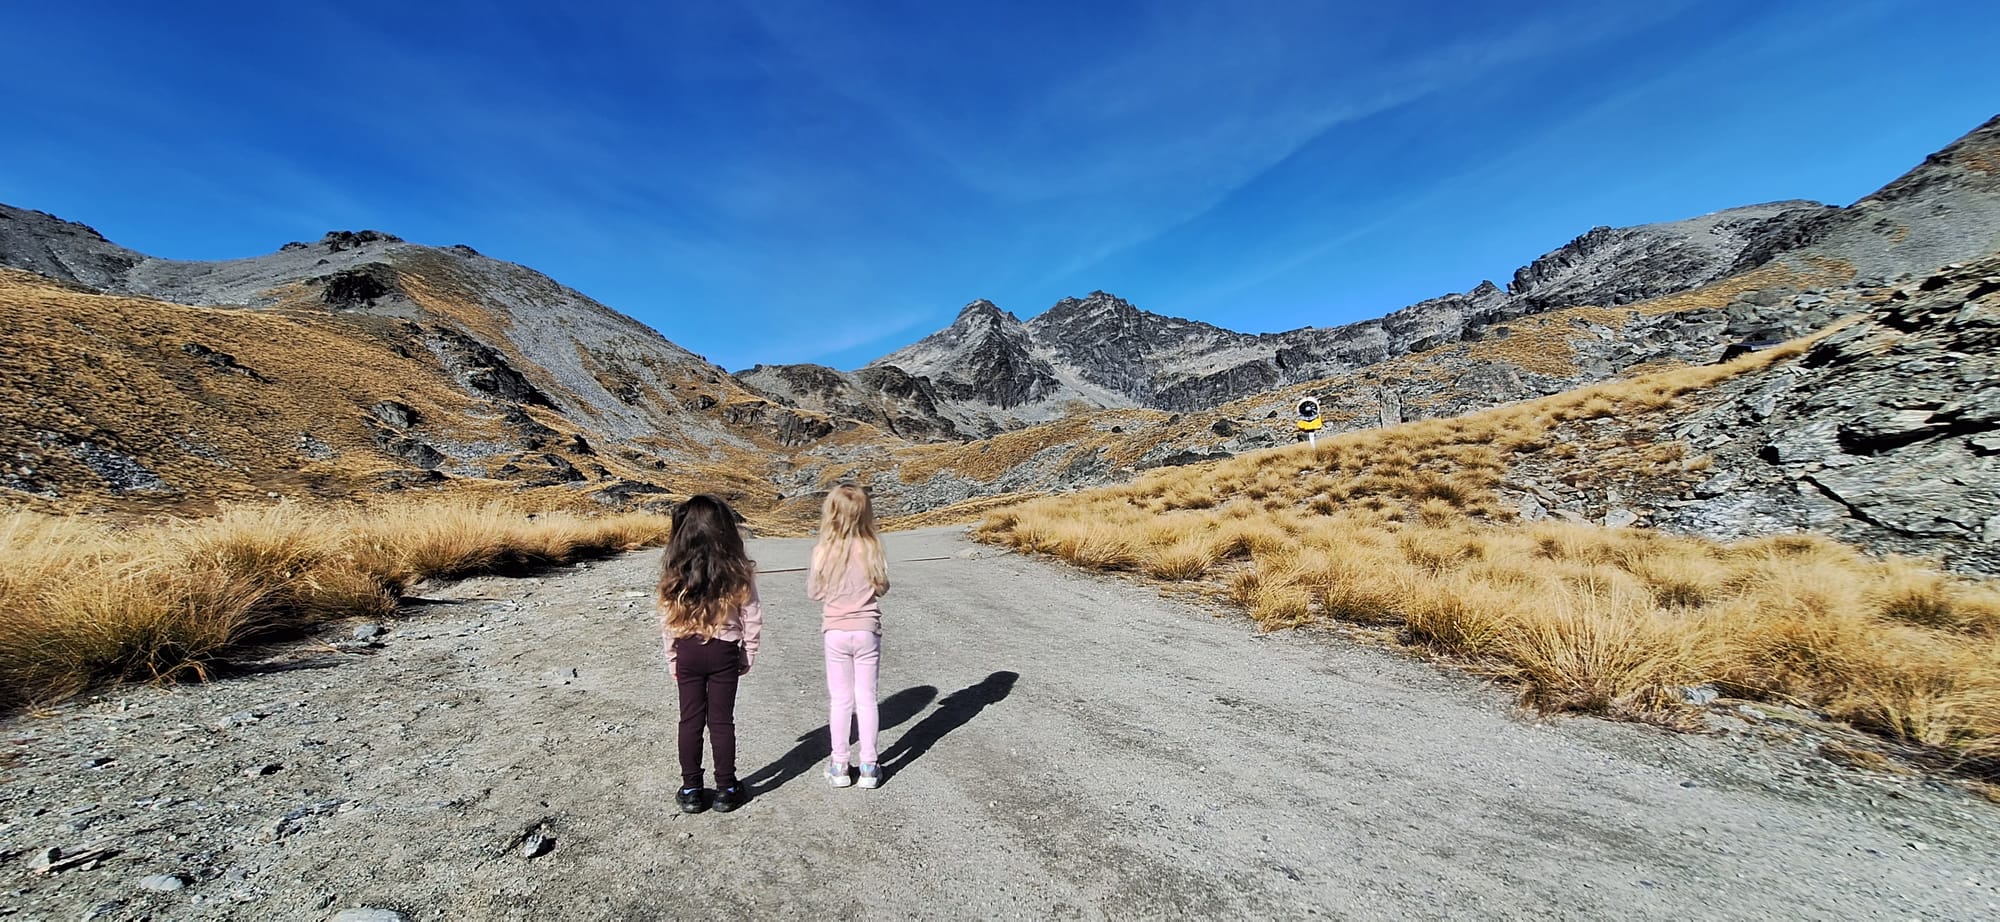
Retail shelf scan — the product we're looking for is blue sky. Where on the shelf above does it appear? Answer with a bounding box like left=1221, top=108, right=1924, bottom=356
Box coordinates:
left=3, top=1, right=1997, bottom=371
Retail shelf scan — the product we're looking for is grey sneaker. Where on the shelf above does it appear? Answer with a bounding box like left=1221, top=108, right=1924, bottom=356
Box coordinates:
left=826, top=762, right=853, bottom=788
left=857, top=763, right=882, bottom=789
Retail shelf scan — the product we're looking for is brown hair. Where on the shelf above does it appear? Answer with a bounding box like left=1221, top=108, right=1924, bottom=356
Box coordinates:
left=657, top=494, right=756, bottom=638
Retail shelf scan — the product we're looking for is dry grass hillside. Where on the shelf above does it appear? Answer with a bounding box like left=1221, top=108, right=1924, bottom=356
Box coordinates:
left=972, top=341, right=2000, bottom=779
left=0, top=269, right=796, bottom=526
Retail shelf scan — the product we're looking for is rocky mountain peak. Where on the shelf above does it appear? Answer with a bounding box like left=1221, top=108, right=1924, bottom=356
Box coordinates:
left=870, top=299, right=1061, bottom=412
left=317, top=230, right=405, bottom=253
left=953, top=299, right=1018, bottom=325
left=1040, top=290, right=1139, bottom=322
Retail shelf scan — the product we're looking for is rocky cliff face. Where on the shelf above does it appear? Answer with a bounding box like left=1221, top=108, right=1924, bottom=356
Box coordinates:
left=1651, top=259, right=2000, bottom=574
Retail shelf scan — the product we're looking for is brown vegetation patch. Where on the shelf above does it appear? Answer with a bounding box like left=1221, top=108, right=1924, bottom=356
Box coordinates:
left=0, top=501, right=672, bottom=711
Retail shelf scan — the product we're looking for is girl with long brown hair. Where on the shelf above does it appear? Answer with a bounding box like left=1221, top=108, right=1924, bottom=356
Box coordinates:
left=658, top=494, right=762, bottom=813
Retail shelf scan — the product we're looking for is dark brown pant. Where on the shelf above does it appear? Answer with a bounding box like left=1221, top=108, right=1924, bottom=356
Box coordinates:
left=673, top=636, right=742, bottom=789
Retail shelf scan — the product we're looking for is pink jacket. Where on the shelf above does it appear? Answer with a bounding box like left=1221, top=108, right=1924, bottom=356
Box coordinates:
left=806, top=543, right=887, bottom=634
left=661, top=582, right=762, bottom=676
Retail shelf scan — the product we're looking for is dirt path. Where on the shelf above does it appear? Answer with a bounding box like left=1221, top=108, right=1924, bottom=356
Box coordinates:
left=3, top=527, right=1997, bottom=920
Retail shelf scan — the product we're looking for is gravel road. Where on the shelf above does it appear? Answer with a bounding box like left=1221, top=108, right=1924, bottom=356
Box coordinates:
left=3, top=527, right=1996, bottom=920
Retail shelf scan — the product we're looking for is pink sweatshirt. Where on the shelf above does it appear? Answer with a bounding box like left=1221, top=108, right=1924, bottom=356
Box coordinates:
left=661, top=582, right=763, bottom=676
left=806, top=543, right=887, bottom=634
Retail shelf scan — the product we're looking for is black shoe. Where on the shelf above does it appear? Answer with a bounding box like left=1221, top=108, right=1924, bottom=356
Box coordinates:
left=712, top=782, right=747, bottom=813
left=677, top=786, right=709, bottom=814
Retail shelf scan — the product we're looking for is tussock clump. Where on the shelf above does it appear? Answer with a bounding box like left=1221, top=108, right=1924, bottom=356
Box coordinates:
left=0, top=502, right=671, bottom=710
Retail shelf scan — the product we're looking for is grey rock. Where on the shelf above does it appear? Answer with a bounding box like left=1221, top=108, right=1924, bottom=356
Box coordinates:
left=295, top=432, right=338, bottom=460
left=1379, top=389, right=1403, bottom=428
left=220, top=710, right=263, bottom=728
left=1694, top=470, right=1740, bottom=498
left=82, top=900, right=128, bottom=921
left=1764, top=421, right=1841, bottom=464
left=27, top=846, right=61, bottom=873
left=1679, top=685, right=1721, bottom=706
left=520, top=834, right=554, bottom=858
left=137, top=873, right=189, bottom=892
left=1517, top=493, right=1548, bottom=522
left=1603, top=508, right=1640, bottom=528
left=368, top=401, right=419, bottom=429
left=331, top=910, right=409, bottom=922
left=352, top=623, right=386, bottom=641
left=65, top=439, right=169, bottom=494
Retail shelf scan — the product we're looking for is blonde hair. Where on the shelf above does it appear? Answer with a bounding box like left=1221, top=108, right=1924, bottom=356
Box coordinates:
left=812, top=484, right=888, bottom=595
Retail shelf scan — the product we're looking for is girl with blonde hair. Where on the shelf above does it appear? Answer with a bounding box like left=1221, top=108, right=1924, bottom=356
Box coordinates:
left=658, top=494, right=762, bottom=814
left=808, top=484, right=890, bottom=788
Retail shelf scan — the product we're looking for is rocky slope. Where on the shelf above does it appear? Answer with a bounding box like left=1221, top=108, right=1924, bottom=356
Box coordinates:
left=845, top=114, right=2000, bottom=429
left=828, top=258, right=1871, bottom=521
left=1646, top=258, right=2000, bottom=573
left=1734, top=113, right=2000, bottom=280
left=850, top=201, right=1822, bottom=428
left=0, top=210, right=849, bottom=519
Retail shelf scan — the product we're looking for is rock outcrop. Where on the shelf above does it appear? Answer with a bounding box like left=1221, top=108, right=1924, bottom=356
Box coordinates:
left=736, top=362, right=964, bottom=441
left=1654, top=259, right=2000, bottom=574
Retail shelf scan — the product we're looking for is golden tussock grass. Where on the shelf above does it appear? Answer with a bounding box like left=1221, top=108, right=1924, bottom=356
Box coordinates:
left=0, top=501, right=671, bottom=711
left=976, top=342, right=2000, bottom=771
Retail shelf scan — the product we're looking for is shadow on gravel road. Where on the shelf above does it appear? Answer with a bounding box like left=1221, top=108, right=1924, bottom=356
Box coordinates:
left=879, top=671, right=1019, bottom=784
left=744, top=685, right=939, bottom=794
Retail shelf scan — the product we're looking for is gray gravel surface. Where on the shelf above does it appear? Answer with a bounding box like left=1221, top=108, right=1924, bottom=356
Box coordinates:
left=2, top=527, right=1996, bottom=920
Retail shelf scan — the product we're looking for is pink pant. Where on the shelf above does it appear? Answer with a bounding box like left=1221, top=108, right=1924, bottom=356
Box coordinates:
left=824, top=630, right=881, bottom=764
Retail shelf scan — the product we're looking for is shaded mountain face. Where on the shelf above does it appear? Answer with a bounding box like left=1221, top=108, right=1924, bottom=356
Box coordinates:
left=0, top=210, right=843, bottom=518
left=736, top=362, right=964, bottom=442
left=1023, top=291, right=1256, bottom=403
left=870, top=300, right=1073, bottom=415
left=0, top=206, right=144, bottom=288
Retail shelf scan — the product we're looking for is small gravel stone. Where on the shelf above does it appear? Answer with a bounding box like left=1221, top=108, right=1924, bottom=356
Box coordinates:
left=331, top=909, right=409, bottom=922
left=137, top=873, right=189, bottom=892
